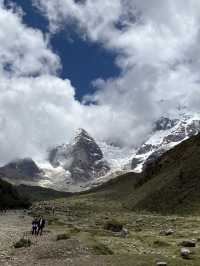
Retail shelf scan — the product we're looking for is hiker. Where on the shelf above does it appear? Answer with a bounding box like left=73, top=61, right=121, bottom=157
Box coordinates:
left=32, top=218, right=38, bottom=235
left=37, top=217, right=46, bottom=236
left=52, top=206, right=55, bottom=216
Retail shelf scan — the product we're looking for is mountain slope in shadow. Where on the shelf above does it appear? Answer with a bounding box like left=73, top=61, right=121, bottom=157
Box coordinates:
left=84, top=133, right=200, bottom=215
left=0, top=178, right=30, bottom=209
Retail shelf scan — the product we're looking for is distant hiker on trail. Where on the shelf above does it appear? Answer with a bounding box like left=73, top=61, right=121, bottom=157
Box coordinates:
left=37, top=217, right=46, bottom=236
left=32, top=218, right=38, bottom=235
left=52, top=206, right=55, bottom=216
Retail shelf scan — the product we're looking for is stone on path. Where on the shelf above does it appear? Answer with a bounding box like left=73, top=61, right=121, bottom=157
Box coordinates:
left=156, top=261, right=167, bottom=266
left=160, top=229, right=174, bottom=236
left=180, top=248, right=191, bottom=259
left=179, top=240, right=196, bottom=247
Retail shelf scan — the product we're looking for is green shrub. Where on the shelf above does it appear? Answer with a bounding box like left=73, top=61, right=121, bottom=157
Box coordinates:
left=56, top=233, right=71, bottom=241
left=92, top=242, right=114, bottom=255
left=153, top=239, right=170, bottom=247
left=70, top=227, right=81, bottom=234
left=104, top=219, right=123, bottom=232
left=14, top=238, right=32, bottom=248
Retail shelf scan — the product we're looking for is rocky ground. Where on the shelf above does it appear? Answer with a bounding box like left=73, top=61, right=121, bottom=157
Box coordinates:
left=1, top=198, right=200, bottom=265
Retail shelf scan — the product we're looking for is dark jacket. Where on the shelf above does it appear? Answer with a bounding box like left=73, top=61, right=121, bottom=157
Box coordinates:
left=38, top=218, right=45, bottom=228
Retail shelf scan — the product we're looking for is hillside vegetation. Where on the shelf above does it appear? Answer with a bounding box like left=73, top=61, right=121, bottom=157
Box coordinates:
left=0, top=179, right=30, bottom=209
left=80, top=133, right=200, bottom=215
left=16, top=184, right=71, bottom=202
left=26, top=134, right=200, bottom=266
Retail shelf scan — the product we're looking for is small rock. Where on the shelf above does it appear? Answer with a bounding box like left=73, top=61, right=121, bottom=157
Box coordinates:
left=179, top=240, right=196, bottom=247
left=180, top=248, right=191, bottom=259
left=121, top=228, right=128, bottom=238
left=156, top=262, right=167, bottom=266
left=160, top=229, right=174, bottom=236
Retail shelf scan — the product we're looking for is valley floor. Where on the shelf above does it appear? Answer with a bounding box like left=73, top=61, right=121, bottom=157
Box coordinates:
left=1, top=200, right=200, bottom=266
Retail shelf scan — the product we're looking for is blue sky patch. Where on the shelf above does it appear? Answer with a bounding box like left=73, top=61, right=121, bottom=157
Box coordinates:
left=7, top=0, right=120, bottom=100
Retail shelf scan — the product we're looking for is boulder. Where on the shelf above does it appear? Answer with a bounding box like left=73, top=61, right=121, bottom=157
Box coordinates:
left=179, top=240, right=196, bottom=247
left=180, top=248, right=191, bottom=259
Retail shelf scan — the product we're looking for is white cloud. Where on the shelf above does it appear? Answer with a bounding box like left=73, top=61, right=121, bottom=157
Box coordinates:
left=0, top=3, right=80, bottom=164
left=0, top=1, right=148, bottom=165
left=1, top=0, right=200, bottom=164
left=35, top=0, right=200, bottom=116
left=0, top=2, right=60, bottom=76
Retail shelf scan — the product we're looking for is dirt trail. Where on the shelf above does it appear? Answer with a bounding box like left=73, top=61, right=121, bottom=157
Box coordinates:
left=0, top=211, right=92, bottom=266
left=0, top=211, right=32, bottom=256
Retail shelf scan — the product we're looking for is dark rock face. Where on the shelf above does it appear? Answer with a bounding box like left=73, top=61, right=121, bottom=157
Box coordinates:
left=49, top=129, right=110, bottom=182
left=131, top=117, right=200, bottom=172
left=143, top=149, right=166, bottom=170
left=186, top=120, right=200, bottom=137
left=137, top=144, right=156, bottom=155
left=131, top=158, right=143, bottom=169
left=163, top=121, right=200, bottom=144
left=163, top=133, right=185, bottom=144
left=0, top=158, right=41, bottom=181
left=154, top=117, right=179, bottom=131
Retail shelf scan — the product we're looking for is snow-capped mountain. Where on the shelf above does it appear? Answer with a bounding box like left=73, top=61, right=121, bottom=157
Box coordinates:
left=32, top=128, right=111, bottom=191
left=48, top=128, right=110, bottom=183
left=131, top=111, right=200, bottom=172
left=98, top=142, right=134, bottom=171
left=1, top=129, right=111, bottom=192
left=1, top=110, right=200, bottom=193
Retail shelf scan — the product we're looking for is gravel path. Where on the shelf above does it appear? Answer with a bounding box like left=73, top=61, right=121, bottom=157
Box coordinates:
left=0, top=211, right=92, bottom=266
left=0, top=211, right=32, bottom=256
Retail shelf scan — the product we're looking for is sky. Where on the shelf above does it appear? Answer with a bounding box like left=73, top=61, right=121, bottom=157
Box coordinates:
left=0, top=0, right=200, bottom=164
left=4, top=0, right=120, bottom=99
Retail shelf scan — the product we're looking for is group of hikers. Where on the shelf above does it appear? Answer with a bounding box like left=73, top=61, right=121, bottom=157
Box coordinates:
left=32, top=216, right=46, bottom=236
left=0, top=208, right=7, bottom=214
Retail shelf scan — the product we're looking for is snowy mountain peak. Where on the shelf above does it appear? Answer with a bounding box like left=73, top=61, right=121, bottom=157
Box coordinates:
left=154, top=117, right=179, bottom=131
left=131, top=112, right=200, bottom=172
left=73, top=128, right=97, bottom=146
left=48, top=128, right=110, bottom=184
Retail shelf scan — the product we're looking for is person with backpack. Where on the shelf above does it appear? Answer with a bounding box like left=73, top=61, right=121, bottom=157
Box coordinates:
left=32, top=217, right=38, bottom=235
left=37, top=217, right=46, bottom=236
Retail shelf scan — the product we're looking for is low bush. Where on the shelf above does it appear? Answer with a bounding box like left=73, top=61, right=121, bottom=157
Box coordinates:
left=153, top=239, right=170, bottom=247
left=14, top=238, right=32, bottom=248
left=56, top=233, right=71, bottom=241
left=104, top=219, right=123, bottom=232
left=92, top=242, right=114, bottom=255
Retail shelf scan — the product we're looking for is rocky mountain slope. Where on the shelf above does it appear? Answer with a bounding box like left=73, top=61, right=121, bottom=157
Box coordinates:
left=0, top=158, right=42, bottom=185
left=1, top=111, right=200, bottom=193
left=132, top=132, right=200, bottom=214
left=48, top=129, right=110, bottom=183
left=0, top=129, right=111, bottom=192
left=131, top=112, right=200, bottom=172
left=88, top=132, right=200, bottom=214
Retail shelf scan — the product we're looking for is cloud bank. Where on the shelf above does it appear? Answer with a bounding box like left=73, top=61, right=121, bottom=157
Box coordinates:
left=0, top=0, right=200, bottom=164
left=35, top=0, right=200, bottom=127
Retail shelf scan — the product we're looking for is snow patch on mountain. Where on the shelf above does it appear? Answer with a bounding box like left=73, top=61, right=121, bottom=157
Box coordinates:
left=2, top=109, right=200, bottom=193
left=131, top=111, right=200, bottom=172
left=98, top=142, right=134, bottom=171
